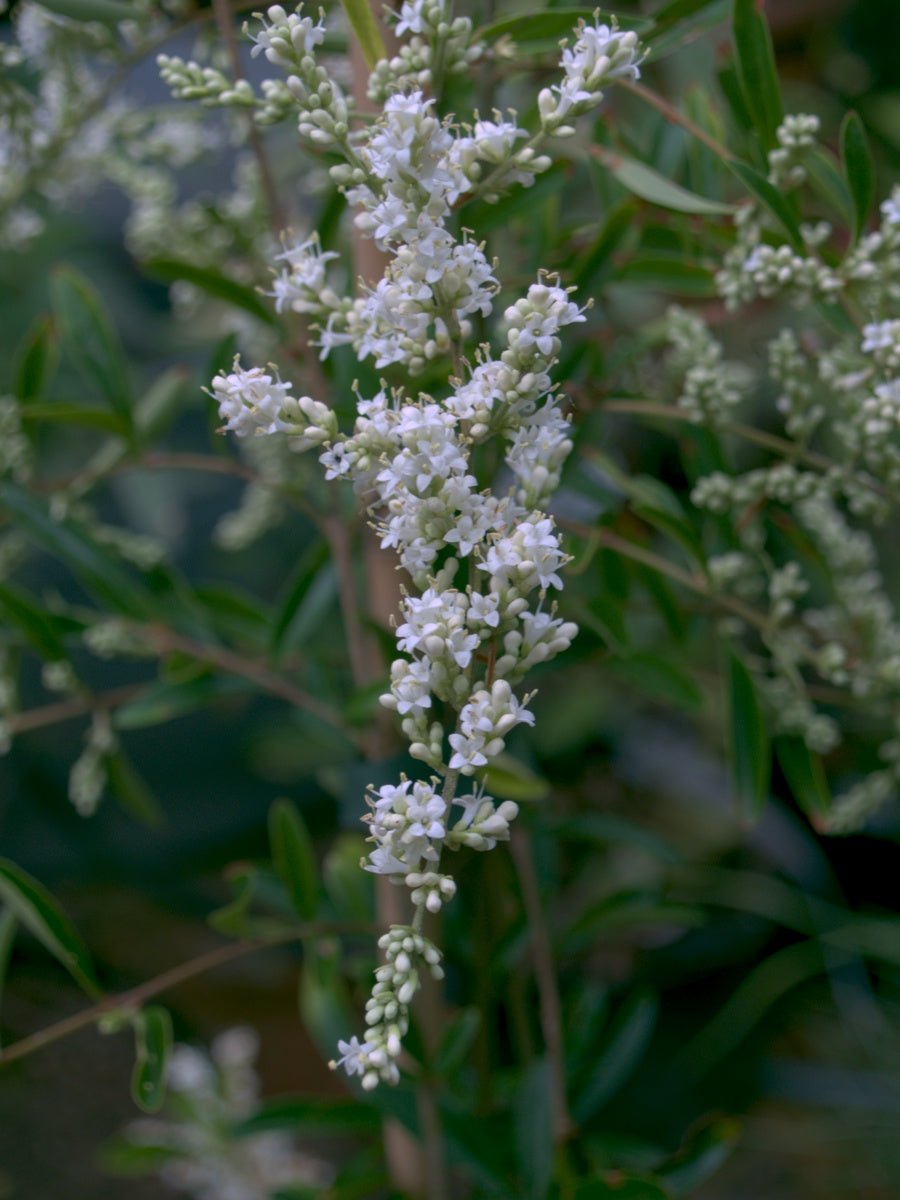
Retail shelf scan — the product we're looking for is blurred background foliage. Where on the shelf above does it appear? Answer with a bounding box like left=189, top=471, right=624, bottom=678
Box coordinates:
left=2, top=0, right=900, bottom=1198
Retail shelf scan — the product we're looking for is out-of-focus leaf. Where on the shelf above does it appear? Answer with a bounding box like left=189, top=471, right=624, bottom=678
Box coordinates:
left=476, top=8, right=649, bottom=44
left=728, top=160, right=803, bottom=249
left=51, top=267, right=134, bottom=432
left=235, top=1095, right=380, bottom=1137
left=269, top=798, right=319, bottom=920
left=114, top=675, right=252, bottom=730
left=271, top=546, right=335, bottom=660
left=576, top=1175, right=672, bottom=1200
left=550, top=814, right=681, bottom=864
left=515, top=1058, right=553, bottom=1200
left=340, top=0, right=386, bottom=68
left=323, top=835, right=373, bottom=922
left=0, top=908, right=17, bottom=1041
left=436, top=1007, right=481, bottom=1076
left=727, top=651, right=770, bottom=820
left=614, top=254, right=717, bottom=296
left=135, top=367, right=193, bottom=444
left=481, top=754, right=550, bottom=802
left=0, top=481, right=153, bottom=619
left=0, top=858, right=100, bottom=996
left=208, top=866, right=258, bottom=936
left=659, top=1116, right=740, bottom=1196
left=105, top=750, right=164, bottom=826
left=573, top=992, right=658, bottom=1121
left=806, top=150, right=853, bottom=224
left=143, top=259, right=279, bottom=327
left=594, top=147, right=733, bottom=215
left=775, top=736, right=831, bottom=823
left=604, top=652, right=704, bottom=712
left=0, top=583, right=68, bottom=660
left=14, top=317, right=58, bottom=403
left=841, top=111, right=875, bottom=243
left=299, top=941, right=356, bottom=1062
left=732, top=0, right=782, bottom=151
left=131, top=1005, right=172, bottom=1113
left=33, top=0, right=136, bottom=21
left=647, top=0, right=729, bottom=61
left=565, top=892, right=705, bottom=948
left=573, top=201, right=637, bottom=291
left=17, top=402, right=124, bottom=432
left=101, top=1138, right=178, bottom=1175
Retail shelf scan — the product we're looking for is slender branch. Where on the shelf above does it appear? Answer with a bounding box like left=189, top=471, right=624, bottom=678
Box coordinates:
left=4, top=684, right=143, bottom=737
left=618, top=80, right=736, bottom=163
left=212, top=0, right=287, bottom=233
left=0, top=922, right=369, bottom=1069
left=600, top=398, right=891, bottom=501
left=510, top=826, right=573, bottom=1145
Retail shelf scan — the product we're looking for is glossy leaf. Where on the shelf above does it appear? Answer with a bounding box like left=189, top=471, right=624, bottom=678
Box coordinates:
left=727, top=651, right=770, bottom=819
left=841, top=111, right=875, bottom=242
left=131, top=1005, right=172, bottom=1113
left=269, top=798, right=319, bottom=919
left=142, top=259, right=279, bottom=327
left=340, top=0, right=387, bottom=69
left=14, top=317, right=58, bottom=403
left=594, top=147, right=734, bottom=215
left=51, top=267, right=134, bottom=432
left=732, top=0, right=783, bottom=151
left=0, top=858, right=100, bottom=996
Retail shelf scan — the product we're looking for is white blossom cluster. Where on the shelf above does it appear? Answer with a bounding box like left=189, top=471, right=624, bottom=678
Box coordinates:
left=205, top=5, right=641, bottom=1086
left=368, top=0, right=484, bottom=103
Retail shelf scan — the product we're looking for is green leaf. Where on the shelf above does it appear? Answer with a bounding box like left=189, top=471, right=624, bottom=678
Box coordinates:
left=480, top=753, right=551, bottom=802
left=235, top=1095, right=380, bottom=1137
left=0, top=858, right=100, bottom=996
left=732, top=0, right=783, bottom=152
left=614, top=254, right=717, bottom=296
left=550, top=814, right=681, bottom=864
left=573, top=992, right=659, bottom=1122
left=14, top=317, right=59, bottom=403
left=727, top=651, right=770, bottom=819
left=269, top=799, right=318, bottom=920
left=134, top=367, right=193, bottom=445
left=515, top=1058, right=554, bottom=1200
left=0, top=583, right=68, bottom=660
left=142, top=259, right=279, bottom=327
left=323, top=835, right=373, bottom=922
left=208, top=866, right=259, bottom=937
left=17, top=402, right=124, bottom=433
left=806, top=149, right=853, bottom=225
left=271, top=546, right=336, bottom=659
left=728, top=160, right=803, bottom=248
left=604, top=652, right=704, bottom=711
left=647, top=0, right=730, bottom=62
left=131, top=1006, right=172, bottom=1114
left=594, top=147, right=734, bottom=215
left=114, top=675, right=252, bottom=730
left=105, top=750, right=164, bottom=826
left=576, top=1175, right=672, bottom=1200
left=299, top=941, right=356, bottom=1062
left=0, top=907, right=17, bottom=1044
left=775, top=736, right=831, bottom=823
left=436, top=1007, right=481, bottom=1076
left=476, top=8, right=648, bottom=45
left=840, top=111, right=875, bottom=243
left=51, top=267, right=134, bottom=433
left=339, top=0, right=386, bottom=69
left=659, top=1116, right=740, bottom=1196
left=33, top=0, right=137, bottom=21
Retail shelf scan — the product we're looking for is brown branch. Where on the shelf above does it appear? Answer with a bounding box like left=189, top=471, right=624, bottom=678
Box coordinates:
left=5, top=684, right=144, bottom=737
left=0, top=922, right=370, bottom=1068
left=618, top=80, right=736, bottom=163
left=510, top=827, right=573, bottom=1145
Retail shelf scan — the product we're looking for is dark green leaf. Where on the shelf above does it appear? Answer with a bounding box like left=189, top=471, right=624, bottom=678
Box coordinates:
left=573, top=201, right=637, bottom=291
left=0, top=583, right=68, bottom=660
left=647, top=0, right=730, bottom=61
left=840, top=111, right=875, bottom=243
left=105, top=750, right=164, bottom=826
left=339, top=0, right=386, bottom=69
left=659, top=1116, right=740, bottom=1196
left=575, top=1175, right=672, bottom=1200
left=732, top=0, right=783, bottom=151
left=32, top=0, right=137, bottom=21
left=323, top=835, right=373, bottom=922
left=0, top=908, right=17, bottom=1042
left=436, top=1007, right=481, bottom=1076
left=604, top=652, right=704, bottom=711
left=269, top=799, right=319, bottom=920
left=101, top=1138, right=179, bottom=1176
left=142, top=259, right=279, bottom=327
left=775, top=736, right=831, bottom=823
left=271, top=544, right=335, bottom=659
left=299, top=942, right=356, bottom=1061
left=208, top=866, right=259, bottom=936
left=14, top=317, right=58, bottom=403
left=131, top=1006, right=172, bottom=1113
left=51, top=267, right=134, bottom=432
left=594, top=147, right=734, bottom=215
left=480, top=754, right=550, bottom=802
left=515, top=1058, right=553, bottom=1200
left=573, top=992, right=658, bottom=1121
left=728, top=161, right=803, bottom=248
left=727, top=651, right=770, bottom=819
left=235, top=1095, right=380, bottom=1137
left=0, top=858, right=100, bottom=996
left=806, top=150, right=853, bottom=225
left=615, top=254, right=718, bottom=297
left=18, top=402, right=124, bottom=433
left=134, top=367, right=193, bottom=445
left=114, top=675, right=252, bottom=730
left=476, top=8, right=649, bottom=45
left=550, top=814, right=681, bottom=864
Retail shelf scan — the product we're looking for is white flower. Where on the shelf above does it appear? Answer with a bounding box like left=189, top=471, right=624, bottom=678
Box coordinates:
left=332, top=1036, right=374, bottom=1077
left=211, top=362, right=293, bottom=438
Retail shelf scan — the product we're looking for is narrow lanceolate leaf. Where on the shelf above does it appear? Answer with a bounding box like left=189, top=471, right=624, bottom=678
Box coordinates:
left=514, top=1058, right=554, bottom=1200
left=728, top=160, right=803, bottom=249
left=131, top=1006, right=172, bottom=1113
left=727, top=651, right=770, bottom=820
left=593, top=147, right=734, bottom=216
left=142, top=260, right=279, bottom=327
left=775, top=736, right=831, bottom=823
left=33, top=0, right=137, bottom=22
left=841, top=111, right=875, bottom=243
left=732, top=0, right=783, bottom=152
left=339, top=0, right=386, bottom=69
left=0, top=859, right=100, bottom=997
left=269, top=799, right=319, bottom=919
left=0, top=908, right=17, bottom=1044
left=14, top=317, right=59, bottom=403
left=0, top=583, right=68, bottom=661
left=50, top=267, right=134, bottom=433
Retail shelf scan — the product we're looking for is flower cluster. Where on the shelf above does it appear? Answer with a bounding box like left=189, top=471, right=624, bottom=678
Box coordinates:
left=204, top=4, right=643, bottom=1085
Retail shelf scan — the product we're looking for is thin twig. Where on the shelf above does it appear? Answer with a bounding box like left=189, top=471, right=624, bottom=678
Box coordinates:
left=212, top=0, right=287, bottom=233
left=618, top=80, right=736, bottom=162
left=510, top=826, right=573, bottom=1144
left=5, top=684, right=144, bottom=737
left=0, top=922, right=369, bottom=1068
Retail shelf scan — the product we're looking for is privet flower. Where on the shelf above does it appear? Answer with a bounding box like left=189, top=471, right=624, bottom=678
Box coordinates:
left=202, top=3, right=644, bottom=1085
